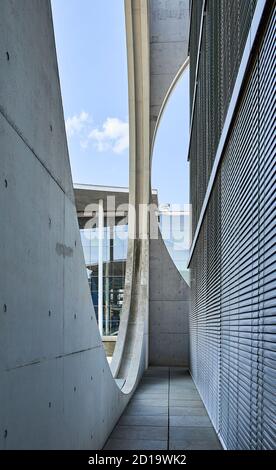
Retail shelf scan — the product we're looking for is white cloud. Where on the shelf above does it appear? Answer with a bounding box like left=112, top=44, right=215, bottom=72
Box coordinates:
left=88, top=117, right=129, bottom=154
left=80, top=139, right=89, bottom=150
left=65, top=112, right=129, bottom=155
left=65, top=111, right=90, bottom=138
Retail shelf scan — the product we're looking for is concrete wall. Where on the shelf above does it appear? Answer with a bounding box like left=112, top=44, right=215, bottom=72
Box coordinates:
left=0, top=0, right=131, bottom=449
left=148, top=0, right=190, bottom=367
left=0, top=0, right=191, bottom=449
left=149, top=229, right=190, bottom=366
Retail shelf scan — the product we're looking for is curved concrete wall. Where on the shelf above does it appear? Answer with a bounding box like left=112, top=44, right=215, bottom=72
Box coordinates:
left=0, top=0, right=191, bottom=449
left=110, top=0, right=150, bottom=392
left=112, top=0, right=190, bottom=384
left=148, top=0, right=190, bottom=367
left=149, top=229, right=190, bottom=366
left=0, top=0, right=131, bottom=450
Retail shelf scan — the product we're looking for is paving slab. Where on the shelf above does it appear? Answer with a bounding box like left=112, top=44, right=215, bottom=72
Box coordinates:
left=170, top=382, right=197, bottom=389
left=141, top=377, right=169, bottom=383
left=124, top=404, right=168, bottom=416
left=169, top=399, right=205, bottom=407
left=170, top=426, right=221, bottom=444
left=170, top=406, right=208, bottom=416
left=135, top=388, right=169, bottom=395
left=131, top=398, right=168, bottom=407
left=104, top=367, right=222, bottom=450
left=110, top=425, right=168, bottom=441
left=170, top=391, right=201, bottom=399
left=134, top=392, right=168, bottom=400
left=138, top=383, right=169, bottom=390
left=105, top=439, right=167, bottom=450
left=144, top=368, right=169, bottom=377
left=170, top=383, right=196, bottom=390
left=169, top=440, right=222, bottom=450
left=118, top=415, right=168, bottom=427
left=170, top=415, right=213, bottom=427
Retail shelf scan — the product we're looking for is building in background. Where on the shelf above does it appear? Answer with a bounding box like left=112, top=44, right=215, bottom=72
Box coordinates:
left=159, top=204, right=191, bottom=286
left=74, top=185, right=131, bottom=355
left=74, top=184, right=191, bottom=354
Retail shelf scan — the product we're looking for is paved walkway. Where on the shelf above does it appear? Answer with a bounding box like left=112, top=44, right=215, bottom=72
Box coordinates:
left=104, top=367, right=222, bottom=450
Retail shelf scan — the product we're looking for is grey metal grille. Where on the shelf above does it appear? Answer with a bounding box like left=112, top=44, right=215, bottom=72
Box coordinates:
left=189, top=3, right=276, bottom=450
left=189, top=0, right=204, bottom=115
left=189, top=0, right=257, bottom=236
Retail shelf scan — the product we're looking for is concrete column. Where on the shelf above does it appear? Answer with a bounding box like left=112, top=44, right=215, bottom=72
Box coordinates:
left=98, top=199, right=104, bottom=337
left=105, top=245, right=110, bottom=336
left=105, top=224, right=114, bottom=336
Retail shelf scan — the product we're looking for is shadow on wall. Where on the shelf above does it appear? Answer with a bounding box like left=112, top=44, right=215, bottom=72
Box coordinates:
left=0, top=0, right=131, bottom=450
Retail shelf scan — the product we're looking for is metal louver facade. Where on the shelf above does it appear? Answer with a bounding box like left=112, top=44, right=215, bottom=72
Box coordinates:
left=188, top=0, right=276, bottom=450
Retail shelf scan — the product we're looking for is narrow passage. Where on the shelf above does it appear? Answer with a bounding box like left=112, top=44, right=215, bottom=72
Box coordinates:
left=104, top=367, right=222, bottom=450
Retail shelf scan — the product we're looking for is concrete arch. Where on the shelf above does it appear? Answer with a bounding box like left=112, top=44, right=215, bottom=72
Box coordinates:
left=112, top=0, right=190, bottom=379
left=150, top=56, right=190, bottom=159
left=149, top=0, right=190, bottom=151
left=148, top=0, right=191, bottom=366
left=110, top=0, right=150, bottom=394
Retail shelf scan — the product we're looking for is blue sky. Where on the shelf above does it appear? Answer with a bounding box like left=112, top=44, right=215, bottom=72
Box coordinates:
left=152, top=70, right=190, bottom=205
left=51, top=0, right=190, bottom=205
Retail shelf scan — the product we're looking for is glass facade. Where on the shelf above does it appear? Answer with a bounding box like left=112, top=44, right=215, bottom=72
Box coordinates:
left=80, top=223, right=128, bottom=336
left=78, top=204, right=190, bottom=338
left=159, top=209, right=191, bottom=285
